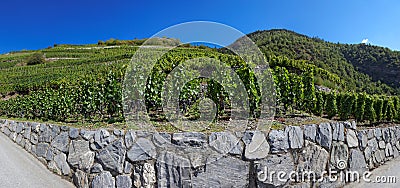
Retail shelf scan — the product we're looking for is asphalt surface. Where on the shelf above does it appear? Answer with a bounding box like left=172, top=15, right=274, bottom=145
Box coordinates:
left=345, top=156, right=400, bottom=188
left=0, top=132, right=75, bottom=188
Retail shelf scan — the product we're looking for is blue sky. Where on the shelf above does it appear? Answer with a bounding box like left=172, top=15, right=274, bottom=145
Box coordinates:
left=0, top=0, right=399, bottom=54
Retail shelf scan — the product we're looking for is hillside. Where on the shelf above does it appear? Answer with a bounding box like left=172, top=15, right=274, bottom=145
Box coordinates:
left=1, top=33, right=400, bottom=128
left=247, top=29, right=400, bottom=95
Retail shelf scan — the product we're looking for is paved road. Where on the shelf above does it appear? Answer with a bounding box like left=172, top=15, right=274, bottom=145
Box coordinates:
left=345, top=156, right=400, bottom=188
left=0, top=133, right=75, bottom=188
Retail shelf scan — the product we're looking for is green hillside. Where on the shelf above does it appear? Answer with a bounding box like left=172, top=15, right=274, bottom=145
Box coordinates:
left=1, top=32, right=400, bottom=128
left=248, top=29, right=400, bottom=95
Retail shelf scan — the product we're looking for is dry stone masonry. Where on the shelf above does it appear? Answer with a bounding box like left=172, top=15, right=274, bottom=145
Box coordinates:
left=1, top=119, right=400, bottom=187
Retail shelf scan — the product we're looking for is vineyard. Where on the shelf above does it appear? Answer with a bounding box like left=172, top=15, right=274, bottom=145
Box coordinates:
left=1, top=38, right=400, bottom=129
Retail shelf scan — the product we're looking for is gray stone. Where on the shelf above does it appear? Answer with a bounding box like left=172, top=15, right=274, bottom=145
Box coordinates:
left=73, top=170, right=89, bottom=188
left=296, top=141, right=329, bottom=177
left=348, top=149, right=368, bottom=175
left=39, top=125, right=59, bottom=143
left=24, top=141, right=32, bottom=153
left=286, top=126, right=304, bottom=149
left=152, top=132, right=171, bottom=147
left=378, top=140, right=386, bottom=149
left=373, top=149, right=385, bottom=165
left=16, top=134, right=23, bottom=146
left=127, top=138, right=156, bottom=162
left=116, top=175, right=132, bottom=188
left=10, top=132, right=17, bottom=141
left=113, top=129, right=124, bottom=137
left=30, top=133, right=38, bottom=145
left=331, top=122, right=345, bottom=141
left=36, top=143, right=49, bottom=158
left=209, top=132, right=242, bottom=155
left=192, top=156, right=250, bottom=188
left=69, top=128, right=80, bottom=139
left=346, top=129, right=358, bottom=148
left=46, top=146, right=59, bottom=161
left=124, top=130, right=136, bottom=149
left=30, top=122, right=40, bottom=133
left=157, top=152, right=191, bottom=188
left=172, top=132, right=207, bottom=147
left=367, top=138, right=378, bottom=152
left=60, top=126, right=69, bottom=131
left=357, top=131, right=368, bottom=150
left=316, top=123, right=332, bottom=149
left=344, top=121, right=357, bottom=130
left=267, top=130, right=289, bottom=153
left=91, top=171, right=115, bottom=188
left=330, top=142, right=349, bottom=170
left=96, top=139, right=126, bottom=174
left=133, top=162, right=156, bottom=188
left=367, top=129, right=374, bottom=139
left=375, top=128, right=383, bottom=140
left=243, top=131, right=270, bottom=160
left=385, top=143, right=394, bottom=157
left=396, top=141, right=400, bottom=151
left=54, top=153, right=71, bottom=175
left=16, top=122, right=24, bottom=133
left=94, top=129, right=115, bottom=150
left=364, top=147, right=373, bottom=162
left=256, top=153, right=295, bottom=187
left=91, top=163, right=103, bottom=173
left=393, top=146, right=400, bottom=158
left=2, top=126, right=10, bottom=136
left=23, top=124, right=31, bottom=139
left=51, top=132, right=70, bottom=153
left=303, top=124, right=317, bottom=142
left=80, top=129, right=95, bottom=140
left=383, top=128, right=391, bottom=142
left=316, top=174, right=345, bottom=188
left=67, top=140, right=95, bottom=170
left=48, top=161, right=62, bottom=175
left=123, top=161, right=133, bottom=174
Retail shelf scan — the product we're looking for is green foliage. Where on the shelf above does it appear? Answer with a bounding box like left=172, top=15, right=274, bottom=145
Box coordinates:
left=26, top=52, right=45, bottom=65
left=248, top=29, right=400, bottom=94
left=326, top=92, right=338, bottom=119
left=374, top=98, right=384, bottom=121
left=338, top=92, right=356, bottom=120
left=385, top=99, right=396, bottom=121
left=303, top=70, right=316, bottom=113
left=364, top=96, right=376, bottom=122
left=314, top=91, right=324, bottom=116
left=355, top=93, right=366, bottom=121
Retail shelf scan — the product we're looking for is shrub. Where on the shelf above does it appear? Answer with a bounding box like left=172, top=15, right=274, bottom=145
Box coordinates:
left=26, top=52, right=45, bottom=65
left=326, top=92, right=337, bottom=119
left=355, top=93, right=366, bottom=121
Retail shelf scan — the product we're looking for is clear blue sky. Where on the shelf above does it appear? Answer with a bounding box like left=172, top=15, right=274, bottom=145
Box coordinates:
left=1, top=0, right=399, bottom=54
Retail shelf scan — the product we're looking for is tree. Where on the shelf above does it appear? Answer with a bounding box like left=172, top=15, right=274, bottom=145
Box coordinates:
left=26, top=52, right=45, bottom=65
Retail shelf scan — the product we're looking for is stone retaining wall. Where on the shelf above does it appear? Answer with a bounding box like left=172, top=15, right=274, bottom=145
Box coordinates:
left=1, top=119, right=399, bottom=188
